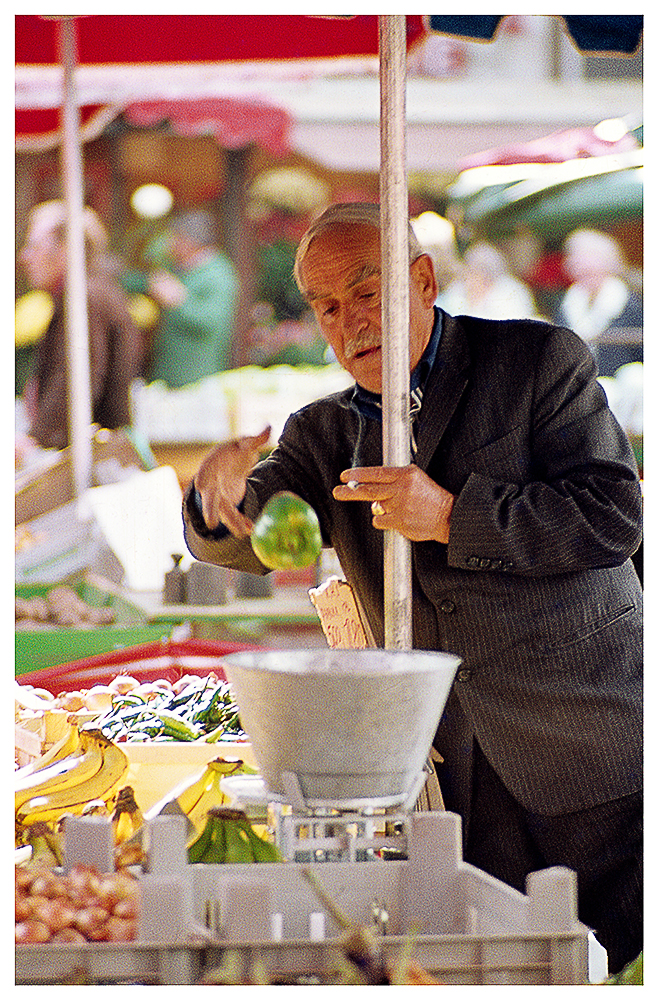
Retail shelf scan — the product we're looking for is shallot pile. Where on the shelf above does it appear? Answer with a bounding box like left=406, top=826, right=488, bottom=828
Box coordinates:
left=15, top=864, right=139, bottom=944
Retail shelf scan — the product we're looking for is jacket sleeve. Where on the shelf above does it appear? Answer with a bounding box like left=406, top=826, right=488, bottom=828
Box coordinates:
left=447, top=326, right=642, bottom=576
left=182, top=480, right=270, bottom=574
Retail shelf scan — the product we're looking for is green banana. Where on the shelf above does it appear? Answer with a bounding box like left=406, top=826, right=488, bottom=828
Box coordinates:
left=186, top=807, right=282, bottom=865
left=187, top=813, right=216, bottom=863
left=17, top=731, right=128, bottom=826
left=25, top=820, right=64, bottom=868
left=222, top=819, right=254, bottom=864
left=241, top=822, right=282, bottom=863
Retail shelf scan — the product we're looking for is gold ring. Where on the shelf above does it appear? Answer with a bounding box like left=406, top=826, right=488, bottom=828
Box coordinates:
left=371, top=502, right=385, bottom=516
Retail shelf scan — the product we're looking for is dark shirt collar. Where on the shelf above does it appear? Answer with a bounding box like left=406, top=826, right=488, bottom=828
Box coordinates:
left=352, top=307, right=443, bottom=419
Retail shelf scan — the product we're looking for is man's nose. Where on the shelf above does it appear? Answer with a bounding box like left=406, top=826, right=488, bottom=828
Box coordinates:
left=342, top=299, right=369, bottom=336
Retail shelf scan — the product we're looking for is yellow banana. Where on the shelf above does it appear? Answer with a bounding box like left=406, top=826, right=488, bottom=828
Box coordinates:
left=15, top=730, right=103, bottom=810
left=189, top=760, right=257, bottom=836
left=17, top=731, right=128, bottom=826
left=14, top=723, right=81, bottom=781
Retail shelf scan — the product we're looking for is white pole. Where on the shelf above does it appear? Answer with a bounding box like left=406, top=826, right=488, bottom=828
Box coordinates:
left=379, top=15, right=412, bottom=651
left=57, top=16, right=93, bottom=496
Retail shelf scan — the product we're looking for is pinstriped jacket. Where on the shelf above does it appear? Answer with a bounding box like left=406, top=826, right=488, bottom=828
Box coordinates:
left=183, top=310, right=643, bottom=819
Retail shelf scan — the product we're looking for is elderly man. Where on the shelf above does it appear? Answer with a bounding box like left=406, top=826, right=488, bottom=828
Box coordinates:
left=183, top=202, right=642, bottom=973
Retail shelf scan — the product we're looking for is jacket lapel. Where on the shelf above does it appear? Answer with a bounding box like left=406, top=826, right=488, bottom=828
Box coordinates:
left=414, top=313, right=471, bottom=471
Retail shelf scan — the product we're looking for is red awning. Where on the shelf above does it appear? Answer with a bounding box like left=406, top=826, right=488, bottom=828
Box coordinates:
left=123, top=97, right=291, bottom=157
left=15, top=14, right=426, bottom=152
left=15, top=14, right=425, bottom=65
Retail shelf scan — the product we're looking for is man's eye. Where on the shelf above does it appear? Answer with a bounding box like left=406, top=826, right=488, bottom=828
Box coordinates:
left=322, top=304, right=337, bottom=317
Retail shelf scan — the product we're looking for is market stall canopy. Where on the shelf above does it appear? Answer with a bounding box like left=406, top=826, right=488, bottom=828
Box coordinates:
left=16, top=16, right=643, bottom=174
left=447, top=146, right=643, bottom=242
left=427, top=15, right=643, bottom=54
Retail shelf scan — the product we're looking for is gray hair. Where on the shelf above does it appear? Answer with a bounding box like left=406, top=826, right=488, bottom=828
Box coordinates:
left=169, top=209, right=217, bottom=247
left=293, top=202, right=424, bottom=292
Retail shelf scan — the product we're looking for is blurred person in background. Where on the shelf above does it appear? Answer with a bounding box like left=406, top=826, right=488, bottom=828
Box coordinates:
left=437, top=240, right=539, bottom=321
left=123, top=209, right=239, bottom=388
left=17, top=200, right=145, bottom=455
left=412, top=211, right=462, bottom=296
left=556, top=228, right=642, bottom=378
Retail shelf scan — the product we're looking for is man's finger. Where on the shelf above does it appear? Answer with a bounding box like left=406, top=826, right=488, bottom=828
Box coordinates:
left=339, top=466, right=403, bottom=484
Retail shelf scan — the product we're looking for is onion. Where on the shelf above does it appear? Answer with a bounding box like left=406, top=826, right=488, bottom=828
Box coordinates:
left=108, top=675, right=139, bottom=695
left=150, top=678, right=172, bottom=690
left=15, top=919, right=51, bottom=944
left=57, top=692, right=86, bottom=712
left=52, top=927, right=86, bottom=944
left=105, top=916, right=136, bottom=942
left=15, top=894, right=33, bottom=922
left=30, top=872, right=66, bottom=899
left=66, top=865, right=102, bottom=895
left=171, top=673, right=204, bottom=694
left=83, top=685, right=114, bottom=712
left=73, top=905, right=110, bottom=937
left=112, top=896, right=139, bottom=920
left=33, top=898, right=75, bottom=934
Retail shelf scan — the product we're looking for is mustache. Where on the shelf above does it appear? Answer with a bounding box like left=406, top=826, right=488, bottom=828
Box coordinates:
left=344, top=333, right=382, bottom=361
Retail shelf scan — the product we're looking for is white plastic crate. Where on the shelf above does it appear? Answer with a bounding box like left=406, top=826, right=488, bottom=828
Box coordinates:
left=15, top=812, right=591, bottom=985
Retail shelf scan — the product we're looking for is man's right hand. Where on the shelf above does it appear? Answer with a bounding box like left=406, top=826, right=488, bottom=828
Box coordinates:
left=193, top=427, right=271, bottom=537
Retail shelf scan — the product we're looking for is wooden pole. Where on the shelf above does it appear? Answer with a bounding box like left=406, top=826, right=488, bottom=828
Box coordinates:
left=379, top=15, right=412, bottom=651
left=57, top=16, right=93, bottom=495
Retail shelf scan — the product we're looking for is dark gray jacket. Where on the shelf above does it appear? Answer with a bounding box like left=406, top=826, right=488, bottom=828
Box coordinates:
left=184, top=311, right=642, bottom=818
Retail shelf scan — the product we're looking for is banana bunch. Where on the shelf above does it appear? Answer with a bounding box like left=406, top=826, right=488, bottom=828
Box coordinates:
left=146, top=757, right=257, bottom=845
left=187, top=806, right=282, bottom=865
left=15, top=728, right=128, bottom=828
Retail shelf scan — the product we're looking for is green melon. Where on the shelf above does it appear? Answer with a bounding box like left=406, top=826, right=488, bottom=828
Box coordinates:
left=251, top=492, right=322, bottom=571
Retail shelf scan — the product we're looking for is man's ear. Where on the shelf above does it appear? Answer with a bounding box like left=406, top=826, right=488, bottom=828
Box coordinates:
left=411, top=253, right=438, bottom=307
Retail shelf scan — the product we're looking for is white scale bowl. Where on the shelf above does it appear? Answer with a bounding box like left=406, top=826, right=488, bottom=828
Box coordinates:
left=221, top=648, right=460, bottom=812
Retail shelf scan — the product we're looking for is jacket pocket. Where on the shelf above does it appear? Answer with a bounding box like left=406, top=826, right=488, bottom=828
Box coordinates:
left=461, top=424, right=527, bottom=479
left=544, top=604, right=637, bottom=651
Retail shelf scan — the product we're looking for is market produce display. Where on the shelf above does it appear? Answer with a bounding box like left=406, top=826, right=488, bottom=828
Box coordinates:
left=251, top=491, right=322, bottom=571
left=15, top=584, right=116, bottom=627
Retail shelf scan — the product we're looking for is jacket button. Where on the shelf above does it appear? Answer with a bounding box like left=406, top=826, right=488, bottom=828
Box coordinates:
left=456, top=668, right=472, bottom=682
left=439, top=599, right=456, bottom=614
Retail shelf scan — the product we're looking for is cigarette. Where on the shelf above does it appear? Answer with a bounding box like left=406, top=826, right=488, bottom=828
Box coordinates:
left=346, top=480, right=359, bottom=490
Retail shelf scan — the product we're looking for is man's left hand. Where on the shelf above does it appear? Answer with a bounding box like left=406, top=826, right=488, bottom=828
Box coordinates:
left=333, top=465, right=455, bottom=544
